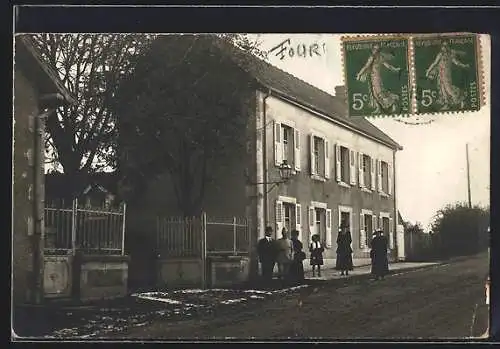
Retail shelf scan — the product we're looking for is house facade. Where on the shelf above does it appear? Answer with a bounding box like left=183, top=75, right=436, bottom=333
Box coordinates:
left=258, top=91, right=401, bottom=264
left=120, top=35, right=403, bottom=281
left=13, top=35, right=75, bottom=307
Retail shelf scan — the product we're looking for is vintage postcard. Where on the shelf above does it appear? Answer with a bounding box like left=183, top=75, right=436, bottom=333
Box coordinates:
left=12, top=31, right=490, bottom=341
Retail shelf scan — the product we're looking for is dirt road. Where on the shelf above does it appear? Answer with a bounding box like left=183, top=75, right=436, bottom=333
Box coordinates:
left=112, top=253, right=488, bottom=340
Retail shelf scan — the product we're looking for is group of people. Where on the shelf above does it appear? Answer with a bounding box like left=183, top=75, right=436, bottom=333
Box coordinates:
left=257, top=224, right=390, bottom=283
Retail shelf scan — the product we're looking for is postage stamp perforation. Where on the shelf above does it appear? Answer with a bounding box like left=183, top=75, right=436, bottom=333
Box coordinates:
left=408, top=36, right=418, bottom=115
left=476, top=34, right=487, bottom=108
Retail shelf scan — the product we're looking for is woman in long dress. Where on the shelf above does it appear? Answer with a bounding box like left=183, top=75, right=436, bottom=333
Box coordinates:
left=370, top=230, right=389, bottom=280
left=290, top=230, right=305, bottom=283
left=335, top=226, right=354, bottom=276
left=425, top=41, right=470, bottom=111
left=356, top=44, right=401, bottom=114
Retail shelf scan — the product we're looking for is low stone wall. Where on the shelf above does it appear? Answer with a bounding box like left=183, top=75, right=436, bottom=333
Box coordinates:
left=43, top=255, right=73, bottom=299
left=157, top=258, right=203, bottom=288
left=209, top=255, right=250, bottom=288
left=76, top=255, right=130, bottom=302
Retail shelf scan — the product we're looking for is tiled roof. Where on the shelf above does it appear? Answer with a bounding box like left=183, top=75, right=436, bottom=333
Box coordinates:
left=213, top=36, right=403, bottom=150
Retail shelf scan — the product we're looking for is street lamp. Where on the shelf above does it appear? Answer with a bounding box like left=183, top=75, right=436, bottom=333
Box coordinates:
left=248, top=160, right=295, bottom=193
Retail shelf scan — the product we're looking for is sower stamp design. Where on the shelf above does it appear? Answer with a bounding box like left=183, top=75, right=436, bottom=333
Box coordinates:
left=343, top=37, right=410, bottom=117
left=414, top=34, right=480, bottom=114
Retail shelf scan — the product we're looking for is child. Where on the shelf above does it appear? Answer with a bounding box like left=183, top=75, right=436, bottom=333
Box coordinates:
left=309, top=234, right=324, bottom=277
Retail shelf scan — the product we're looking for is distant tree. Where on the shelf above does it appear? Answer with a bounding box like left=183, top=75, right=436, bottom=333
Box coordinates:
left=431, top=203, right=490, bottom=257
left=31, top=34, right=156, bottom=197
left=114, top=34, right=266, bottom=216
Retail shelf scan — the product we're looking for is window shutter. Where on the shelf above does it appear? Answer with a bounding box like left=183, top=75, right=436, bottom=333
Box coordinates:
left=358, top=152, right=364, bottom=188
left=370, top=157, right=376, bottom=191
left=295, top=203, right=302, bottom=240
left=326, top=208, right=332, bottom=247
left=310, top=135, right=316, bottom=175
left=388, top=162, right=393, bottom=195
left=274, top=121, right=282, bottom=166
left=308, top=206, right=315, bottom=243
left=389, top=217, right=394, bottom=249
left=275, top=200, right=283, bottom=235
left=349, top=149, right=356, bottom=185
left=377, top=160, right=382, bottom=193
left=324, top=139, right=330, bottom=179
left=294, top=129, right=301, bottom=172
left=359, top=213, right=366, bottom=249
left=372, top=215, right=378, bottom=232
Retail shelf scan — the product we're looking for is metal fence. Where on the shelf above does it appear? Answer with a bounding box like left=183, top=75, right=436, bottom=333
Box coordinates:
left=156, top=213, right=250, bottom=258
left=44, top=198, right=126, bottom=255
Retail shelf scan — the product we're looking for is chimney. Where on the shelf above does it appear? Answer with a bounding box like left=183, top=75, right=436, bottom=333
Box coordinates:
left=335, top=86, right=347, bottom=102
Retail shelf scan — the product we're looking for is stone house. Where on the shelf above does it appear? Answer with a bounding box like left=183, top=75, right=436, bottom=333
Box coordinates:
left=13, top=35, right=75, bottom=307
left=121, top=35, right=403, bottom=277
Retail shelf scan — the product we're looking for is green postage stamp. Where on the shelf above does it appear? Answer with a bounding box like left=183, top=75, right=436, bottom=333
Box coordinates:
left=342, top=33, right=482, bottom=117
left=342, top=36, right=411, bottom=117
left=413, top=34, right=481, bottom=114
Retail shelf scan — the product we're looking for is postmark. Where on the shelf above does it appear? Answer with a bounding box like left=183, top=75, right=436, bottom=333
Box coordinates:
left=342, top=36, right=411, bottom=117
left=413, top=33, right=481, bottom=114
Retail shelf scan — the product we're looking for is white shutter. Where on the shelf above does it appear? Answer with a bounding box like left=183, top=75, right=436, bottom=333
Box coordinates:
left=308, top=206, right=316, bottom=244
left=324, top=139, right=330, bottom=179
left=310, top=135, right=316, bottom=175
left=326, top=208, right=332, bottom=247
left=389, top=217, right=394, bottom=249
left=294, top=129, right=301, bottom=172
left=274, top=121, right=282, bottom=166
left=349, top=149, right=356, bottom=185
left=295, top=203, right=302, bottom=241
left=360, top=213, right=366, bottom=249
left=388, top=162, right=393, bottom=195
left=358, top=152, right=364, bottom=188
left=275, top=200, right=283, bottom=235
left=377, top=160, right=382, bottom=193
left=372, top=215, right=378, bottom=232
left=370, top=157, right=376, bottom=190
left=335, top=144, right=341, bottom=182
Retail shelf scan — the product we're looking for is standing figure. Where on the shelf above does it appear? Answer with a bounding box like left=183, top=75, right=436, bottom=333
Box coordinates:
left=275, top=228, right=294, bottom=281
left=309, top=234, right=324, bottom=277
left=290, top=230, right=305, bottom=283
left=370, top=230, right=389, bottom=280
left=356, top=44, right=402, bottom=114
left=425, top=41, right=470, bottom=111
left=335, top=225, right=354, bottom=276
left=257, top=226, right=276, bottom=283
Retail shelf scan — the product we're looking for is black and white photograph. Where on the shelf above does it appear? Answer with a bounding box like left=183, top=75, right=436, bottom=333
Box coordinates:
left=11, top=13, right=492, bottom=341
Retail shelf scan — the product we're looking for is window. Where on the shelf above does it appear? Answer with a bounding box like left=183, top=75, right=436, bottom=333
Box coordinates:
left=310, top=135, right=329, bottom=179
left=283, top=202, right=296, bottom=233
left=274, top=122, right=301, bottom=171
left=276, top=199, right=302, bottom=240
left=379, top=213, right=394, bottom=249
left=381, top=161, right=389, bottom=193
left=308, top=204, right=332, bottom=247
left=363, top=155, right=372, bottom=189
left=362, top=213, right=373, bottom=248
left=340, top=146, right=349, bottom=183
left=340, top=211, right=350, bottom=230
left=282, top=125, right=293, bottom=165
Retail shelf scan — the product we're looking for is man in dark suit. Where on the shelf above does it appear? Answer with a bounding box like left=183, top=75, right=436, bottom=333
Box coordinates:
left=257, top=226, right=276, bottom=282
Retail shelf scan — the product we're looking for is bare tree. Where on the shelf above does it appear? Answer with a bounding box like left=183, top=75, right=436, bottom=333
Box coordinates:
left=31, top=34, right=156, bottom=197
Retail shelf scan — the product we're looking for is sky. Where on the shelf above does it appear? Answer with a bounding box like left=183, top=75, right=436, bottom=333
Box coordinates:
left=254, top=34, right=490, bottom=230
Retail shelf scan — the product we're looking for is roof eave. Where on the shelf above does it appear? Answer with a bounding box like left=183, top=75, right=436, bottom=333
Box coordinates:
left=17, top=36, right=77, bottom=105
left=256, top=85, right=403, bottom=152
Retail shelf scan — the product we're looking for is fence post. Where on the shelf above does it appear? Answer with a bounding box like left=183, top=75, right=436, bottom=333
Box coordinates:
left=201, top=212, right=207, bottom=289
left=71, top=198, right=78, bottom=255
left=233, top=217, right=237, bottom=255
left=121, top=202, right=127, bottom=256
